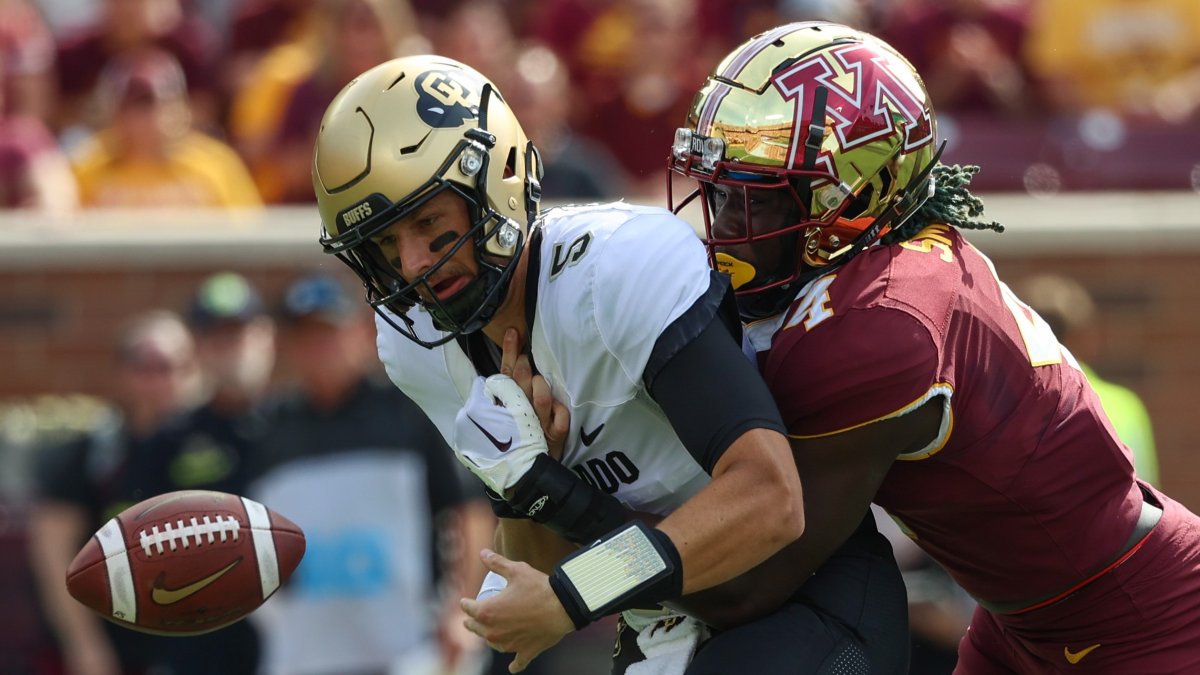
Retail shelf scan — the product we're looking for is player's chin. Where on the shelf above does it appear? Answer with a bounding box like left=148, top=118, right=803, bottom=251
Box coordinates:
left=433, top=275, right=472, bottom=301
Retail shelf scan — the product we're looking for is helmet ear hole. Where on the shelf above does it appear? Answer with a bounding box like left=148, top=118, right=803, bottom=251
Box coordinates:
left=503, top=146, right=517, bottom=179
left=842, top=184, right=874, bottom=219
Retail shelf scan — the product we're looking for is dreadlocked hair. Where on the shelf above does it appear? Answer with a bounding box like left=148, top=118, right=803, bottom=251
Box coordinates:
left=882, top=163, right=1005, bottom=244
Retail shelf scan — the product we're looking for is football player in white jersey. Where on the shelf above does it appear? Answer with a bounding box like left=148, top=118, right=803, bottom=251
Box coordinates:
left=310, top=55, right=909, bottom=674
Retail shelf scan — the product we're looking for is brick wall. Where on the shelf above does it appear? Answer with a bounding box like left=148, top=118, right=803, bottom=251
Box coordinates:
left=0, top=265, right=347, bottom=397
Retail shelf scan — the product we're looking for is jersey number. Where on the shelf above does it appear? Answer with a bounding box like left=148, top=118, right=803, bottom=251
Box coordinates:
left=981, top=254, right=1078, bottom=369
left=903, top=226, right=1074, bottom=369
left=999, top=282, right=1072, bottom=367
left=783, top=275, right=837, bottom=331
left=550, top=233, right=592, bottom=280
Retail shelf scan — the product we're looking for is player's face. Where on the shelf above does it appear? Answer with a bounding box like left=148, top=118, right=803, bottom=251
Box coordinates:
left=707, top=184, right=798, bottom=288
left=371, top=189, right=477, bottom=305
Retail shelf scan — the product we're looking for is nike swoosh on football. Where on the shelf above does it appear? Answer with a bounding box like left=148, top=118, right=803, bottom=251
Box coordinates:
left=1063, top=644, right=1101, bottom=664
left=468, top=416, right=513, bottom=452
left=580, top=423, right=605, bottom=447
left=151, top=559, right=241, bottom=605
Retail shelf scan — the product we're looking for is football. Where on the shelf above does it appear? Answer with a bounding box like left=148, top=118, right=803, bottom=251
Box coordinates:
left=66, top=490, right=306, bottom=636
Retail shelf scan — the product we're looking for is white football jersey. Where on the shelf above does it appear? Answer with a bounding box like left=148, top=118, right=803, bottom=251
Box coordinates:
left=376, top=202, right=713, bottom=515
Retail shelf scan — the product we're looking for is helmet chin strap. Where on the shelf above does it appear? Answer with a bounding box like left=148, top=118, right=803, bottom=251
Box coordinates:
left=822, top=140, right=945, bottom=268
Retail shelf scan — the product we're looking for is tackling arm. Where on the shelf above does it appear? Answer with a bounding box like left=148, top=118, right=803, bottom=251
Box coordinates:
left=515, top=301, right=806, bottom=629
left=671, top=398, right=943, bottom=626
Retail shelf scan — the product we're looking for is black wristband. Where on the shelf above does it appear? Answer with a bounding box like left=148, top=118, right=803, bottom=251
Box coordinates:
left=549, top=521, right=684, bottom=630
left=548, top=571, right=590, bottom=630
left=507, top=454, right=628, bottom=545
left=483, top=487, right=528, bottom=519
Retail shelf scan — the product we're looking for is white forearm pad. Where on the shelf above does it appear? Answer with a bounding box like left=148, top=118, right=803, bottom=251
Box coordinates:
left=476, top=570, right=508, bottom=602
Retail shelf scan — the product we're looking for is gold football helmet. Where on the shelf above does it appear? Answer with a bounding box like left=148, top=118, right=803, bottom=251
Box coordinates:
left=669, top=22, right=942, bottom=320
left=313, top=55, right=542, bottom=347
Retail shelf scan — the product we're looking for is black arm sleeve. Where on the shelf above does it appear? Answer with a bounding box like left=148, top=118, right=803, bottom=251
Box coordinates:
left=645, top=272, right=787, bottom=474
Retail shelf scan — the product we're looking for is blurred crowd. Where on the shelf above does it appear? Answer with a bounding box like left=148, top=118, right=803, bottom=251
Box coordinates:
left=1, top=0, right=1199, bottom=212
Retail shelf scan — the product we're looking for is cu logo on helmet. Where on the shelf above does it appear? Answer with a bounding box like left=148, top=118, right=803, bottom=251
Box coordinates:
left=415, top=69, right=480, bottom=128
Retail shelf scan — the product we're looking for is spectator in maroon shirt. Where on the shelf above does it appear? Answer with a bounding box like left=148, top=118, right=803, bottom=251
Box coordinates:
left=880, top=0, right=1040, bottom=119
left=0, top=49, right=77, bottom=212
left=0, top=0, right=56, bottom=120
left=427, top=0, right=518, bottom=95
left=265, top=0, right=423, bottom=203
left=54, top=0, right=220, bottom=137
left=223, top=0, right=318, bottom=116
left=0, top=115, right=78, bottom=212
left=504, top=44, right=628, bottom=200
left=570, top=0, right=718, bottom=196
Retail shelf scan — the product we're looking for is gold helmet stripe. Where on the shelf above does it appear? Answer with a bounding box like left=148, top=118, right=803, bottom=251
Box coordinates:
left=696, top=84, right=731, bottom=138
left=719, top=23, right=803, bottom=80
left=698, top=24, right=803, bottom=136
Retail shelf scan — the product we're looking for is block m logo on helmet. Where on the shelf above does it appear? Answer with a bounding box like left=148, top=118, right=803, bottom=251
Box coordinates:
left=415, top=69, right=481, bottom=128
left=772, top=42, right=934, bottom=169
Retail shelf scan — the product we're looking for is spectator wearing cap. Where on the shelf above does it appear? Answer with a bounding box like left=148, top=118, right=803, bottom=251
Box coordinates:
left=70, top=49, right=261, bottom=208
left=28, top=309, right=263, bottom=675
left=53, top=0, right=221, bottom=136
left=187, top=271, right=276, bottom=427
left=246, top=273, right=494, bottom=675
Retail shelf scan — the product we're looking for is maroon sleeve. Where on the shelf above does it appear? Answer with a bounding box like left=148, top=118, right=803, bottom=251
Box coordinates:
left=55, top=33, right=103, bottom=98
left=763, top=306, right=941, bottom=437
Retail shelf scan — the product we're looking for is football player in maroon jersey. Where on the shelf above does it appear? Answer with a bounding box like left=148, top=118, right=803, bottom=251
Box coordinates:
left=669, top=21, right=1200, bottom=674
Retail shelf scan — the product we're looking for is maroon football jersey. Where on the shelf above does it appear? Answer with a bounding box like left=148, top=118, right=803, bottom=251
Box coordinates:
left=754, top=224, right=1143, bottom=604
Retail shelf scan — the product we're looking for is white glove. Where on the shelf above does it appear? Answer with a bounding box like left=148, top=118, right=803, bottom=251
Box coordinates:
left=452, top=375, right=548, bottom=494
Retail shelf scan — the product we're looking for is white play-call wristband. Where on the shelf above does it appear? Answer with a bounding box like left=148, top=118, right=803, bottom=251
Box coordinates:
left=549, top=521, right=683, bottom=629
left=561, top=524, right=668, bottom=612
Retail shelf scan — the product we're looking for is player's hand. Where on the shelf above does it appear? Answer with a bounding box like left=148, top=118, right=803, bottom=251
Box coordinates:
left=461, top=548, right=574, bottom=673
left=453, top=374, right=548, bottom=494
left=499, top=328, right=570, bottom=460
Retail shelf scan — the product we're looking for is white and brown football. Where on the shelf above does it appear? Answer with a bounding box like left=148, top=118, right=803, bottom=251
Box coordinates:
left=66, top=490, right=306, bottom=636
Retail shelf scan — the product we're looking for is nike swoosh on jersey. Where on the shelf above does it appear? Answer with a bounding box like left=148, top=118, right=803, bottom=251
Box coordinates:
left=1063, top=644, right=1101, bottom=664
left=151, top=559, right=241, bottom=605
left=468, top=416, right=513, bottom=452
left=581, top=423, right=605, bottom=446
